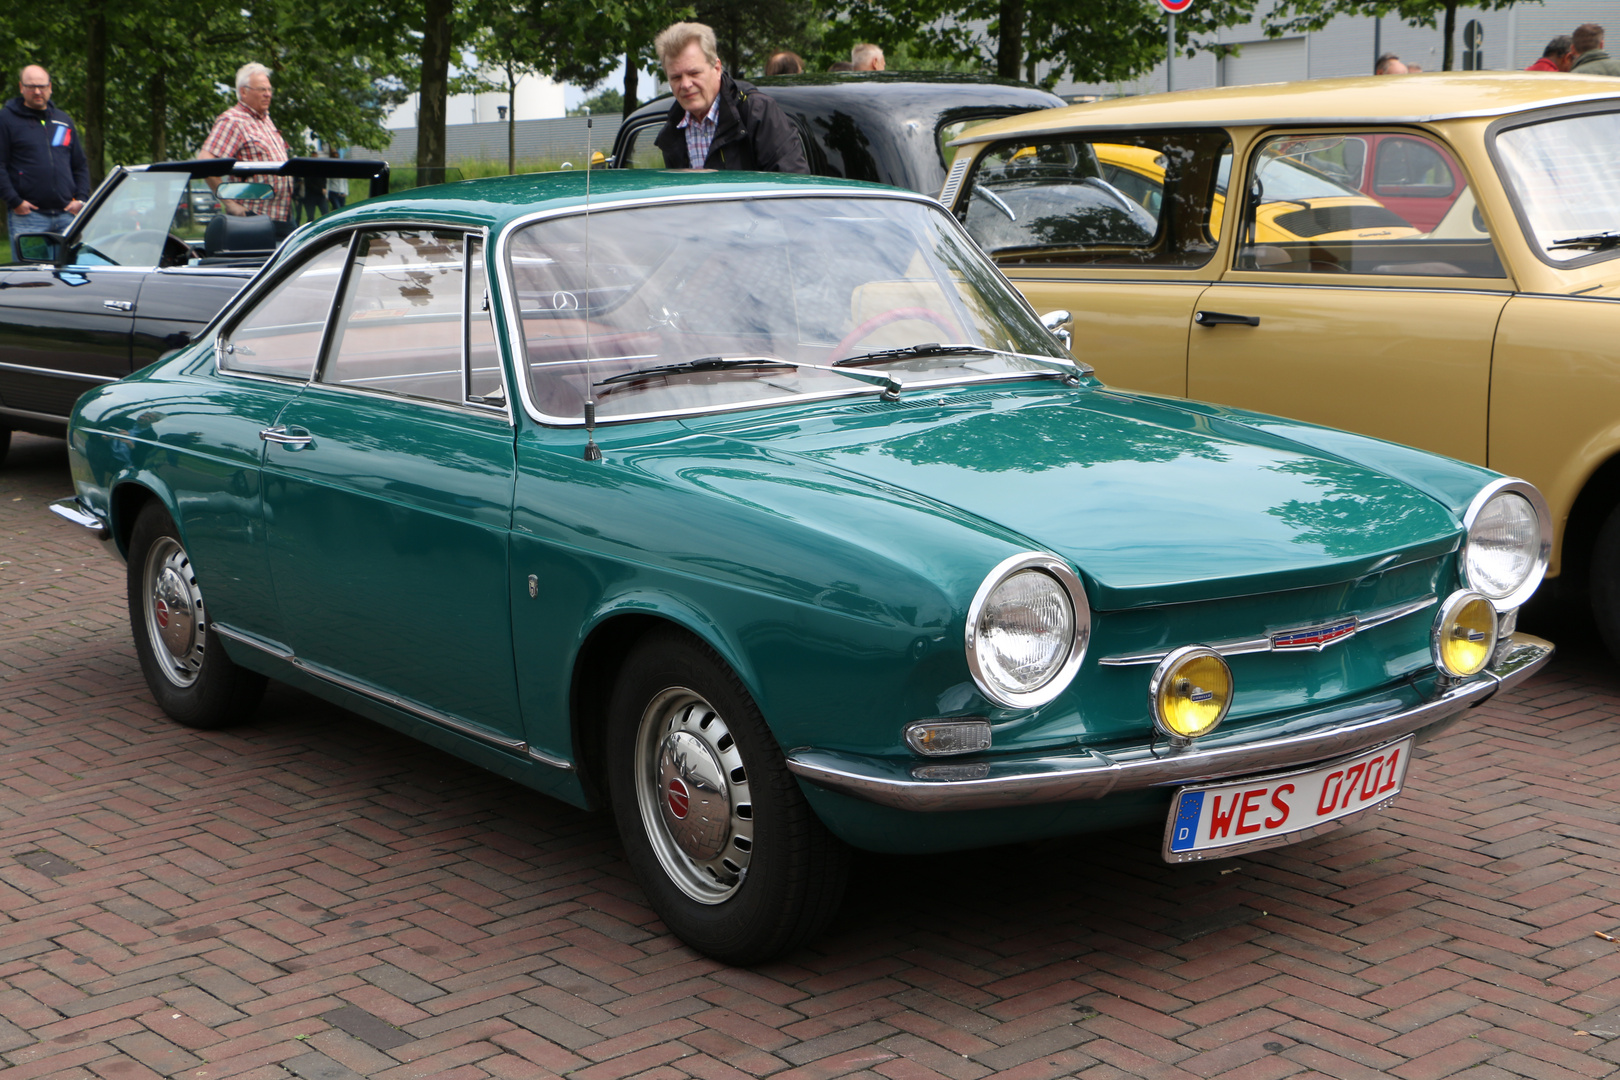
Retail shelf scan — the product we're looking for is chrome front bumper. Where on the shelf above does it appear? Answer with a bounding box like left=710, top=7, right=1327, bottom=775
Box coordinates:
left=786, top=633, right=1553, bottom=813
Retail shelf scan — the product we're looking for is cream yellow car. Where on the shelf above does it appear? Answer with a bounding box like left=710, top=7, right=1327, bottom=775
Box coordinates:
left=941, top=73, right=1620, bottom=656
left=1096, top=142, right=1421, bottom=243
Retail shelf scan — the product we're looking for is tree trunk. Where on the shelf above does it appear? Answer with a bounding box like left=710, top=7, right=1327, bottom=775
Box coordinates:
left=84, top=4, right=107, bottom=186
left=150, top=68, right=167, bottom=162
left=415, top=0, right=454, bottom=186
left=1442, top=0, right=1457, bottom=71
left=623, top=57, right=638, bottom=119
left=997, top=0, right=1026, bottom=80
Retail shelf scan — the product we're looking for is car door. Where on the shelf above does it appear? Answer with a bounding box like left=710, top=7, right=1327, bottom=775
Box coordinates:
left=257, top=227, right=525, bottom=745
left=954, top=129, right=1234, bottom=398
left=0, top=261, right=140, bottom=420
left=1186, top=130, right=1508, bottom=463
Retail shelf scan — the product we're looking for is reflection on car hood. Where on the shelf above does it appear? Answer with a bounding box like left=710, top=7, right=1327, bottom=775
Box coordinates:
left=694, top=386, right=1462, bottom=609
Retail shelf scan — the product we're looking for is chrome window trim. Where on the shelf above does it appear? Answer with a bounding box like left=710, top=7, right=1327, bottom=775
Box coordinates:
left=493, top=187, right=1070, bottom=427
left=963, top=551, right=1090, bottom=710
left=1098, top=595, right=1437, bottom=667
left=213, top=623, right=573, bottom=770
left=295, top=376, right=513, bottom=419
left=1460, top=476, right=1552, bottom=611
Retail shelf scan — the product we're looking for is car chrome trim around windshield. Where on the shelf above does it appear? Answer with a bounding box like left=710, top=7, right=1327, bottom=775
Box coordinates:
left=787, top=633, right=1551, bottom=812
left=492, top=187, right=1062, bottom=427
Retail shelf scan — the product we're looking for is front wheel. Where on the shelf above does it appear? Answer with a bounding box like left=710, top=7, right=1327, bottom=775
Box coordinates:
left=606, top=629, right=849, bottom=964
left=127, top=503, right=265, bottom=728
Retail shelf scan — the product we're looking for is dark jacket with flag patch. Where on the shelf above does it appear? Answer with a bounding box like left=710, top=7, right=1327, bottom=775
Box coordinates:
left=0, top=96, right=90, bottom=212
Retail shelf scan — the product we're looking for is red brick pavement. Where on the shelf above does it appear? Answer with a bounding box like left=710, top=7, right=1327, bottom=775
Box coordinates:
left=6, top=429, right=1620, bottom=1080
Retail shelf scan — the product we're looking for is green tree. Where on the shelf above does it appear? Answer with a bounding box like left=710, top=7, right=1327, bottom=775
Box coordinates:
left=1265, top=0, right=1537, bottom=71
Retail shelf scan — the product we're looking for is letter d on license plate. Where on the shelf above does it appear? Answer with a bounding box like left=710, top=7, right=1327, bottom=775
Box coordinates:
left=1162, top=736, right=1413, bottom=862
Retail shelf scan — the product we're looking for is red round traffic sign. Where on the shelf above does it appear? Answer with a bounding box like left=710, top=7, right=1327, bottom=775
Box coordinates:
left=1159, top=0, right=1194, bottom=12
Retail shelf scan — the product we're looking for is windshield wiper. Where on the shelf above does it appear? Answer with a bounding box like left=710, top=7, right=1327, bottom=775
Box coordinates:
left=595, top=355, right=904, bottom=400
left=1550, top=230, right=1620, bottom=251
left=836, top=342, right=1093, bottom=386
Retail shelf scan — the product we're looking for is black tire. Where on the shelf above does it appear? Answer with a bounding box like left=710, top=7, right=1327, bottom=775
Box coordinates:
left=1592, top=502, right=1620, bottom=660
left=606, top=629, right=850, bottom=964
left=127, top=503, right=265, bottom=728
left=0, top=426, right=11, bottom=467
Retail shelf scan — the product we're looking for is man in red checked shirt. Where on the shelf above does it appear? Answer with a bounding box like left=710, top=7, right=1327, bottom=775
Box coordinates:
left=199, top=62, right=294, bottom=237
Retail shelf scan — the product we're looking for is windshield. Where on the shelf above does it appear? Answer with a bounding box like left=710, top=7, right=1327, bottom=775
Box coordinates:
left=73, top=171, right=195, bottom=267
left=509, top=195, right=1068, bottom=419
left=1496, top=110, right=1620, bottom=263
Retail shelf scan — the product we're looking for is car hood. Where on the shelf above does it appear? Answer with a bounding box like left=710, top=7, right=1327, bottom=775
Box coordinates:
left=690, top=386, right=1463, bottom=609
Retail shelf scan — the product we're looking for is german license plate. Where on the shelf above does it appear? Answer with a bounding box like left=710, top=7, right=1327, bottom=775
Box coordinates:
left=1162, top=736, right=1413, bottom=862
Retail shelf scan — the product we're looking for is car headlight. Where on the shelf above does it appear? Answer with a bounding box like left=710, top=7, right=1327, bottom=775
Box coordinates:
left=1462, top=478, right=1550, bottom=611
left=965, top=553, right=1089, bottom=709
left=1433, top=590, right=1498, bottom=677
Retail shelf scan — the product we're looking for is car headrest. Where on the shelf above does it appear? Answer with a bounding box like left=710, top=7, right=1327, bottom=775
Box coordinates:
left=203, top=213, right=279, bottom=257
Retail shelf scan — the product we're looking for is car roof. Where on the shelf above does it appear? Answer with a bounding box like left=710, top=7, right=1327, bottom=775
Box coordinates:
left=951, top=72, right=1620, bottom=144
left=304, top=168, right=910, bottom=233
left=623, top=71, right=1066, bottom=128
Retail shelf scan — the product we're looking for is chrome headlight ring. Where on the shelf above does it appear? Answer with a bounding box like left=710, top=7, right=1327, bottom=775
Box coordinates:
left=1461, top=477, right=1551, bottom=612
left=964, top=552, right=1090, bottom=710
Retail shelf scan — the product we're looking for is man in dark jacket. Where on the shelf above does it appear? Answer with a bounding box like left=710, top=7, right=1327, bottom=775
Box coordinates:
left=652, top=22, right=808, bottom=173
left=1569, top=24, right=1620, bottom=76
left=0, top=65, right=90, bottom=259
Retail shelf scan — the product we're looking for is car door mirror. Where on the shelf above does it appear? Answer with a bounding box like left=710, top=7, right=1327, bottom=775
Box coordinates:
left=14, top=231, right=68, bottom=264
left=1041, top=309, right=1073, bottom=350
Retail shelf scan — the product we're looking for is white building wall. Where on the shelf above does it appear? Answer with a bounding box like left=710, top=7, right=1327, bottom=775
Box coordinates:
left=386, top=73, right=567, bottom=130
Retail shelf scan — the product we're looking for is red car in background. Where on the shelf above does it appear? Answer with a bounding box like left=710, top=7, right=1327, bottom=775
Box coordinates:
left=1297, top=132, right=1467, bottom=231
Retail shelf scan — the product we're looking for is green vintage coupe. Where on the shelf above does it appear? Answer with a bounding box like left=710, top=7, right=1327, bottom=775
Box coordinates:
left=53, top=170, right=1552, bottom=963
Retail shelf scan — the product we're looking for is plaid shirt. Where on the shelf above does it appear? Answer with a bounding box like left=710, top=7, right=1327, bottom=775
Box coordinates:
left=199, top=101, right=293, bottom=221
left=678, top=97, right=720, bottom=168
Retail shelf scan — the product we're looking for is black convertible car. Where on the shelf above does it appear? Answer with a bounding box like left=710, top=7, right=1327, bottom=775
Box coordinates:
left=0, top=157, right=386, bottom=464
left=610, top=72, right=1065, bottom=196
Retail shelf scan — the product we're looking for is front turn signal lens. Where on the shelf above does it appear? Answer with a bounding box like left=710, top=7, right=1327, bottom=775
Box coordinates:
left=1150, top=646, right=1233, bottom=744
left=1433, top=591, right=1498, bottom=677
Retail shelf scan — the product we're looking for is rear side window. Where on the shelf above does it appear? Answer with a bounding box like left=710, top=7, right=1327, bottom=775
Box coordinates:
left=960, top=130, right=1230, bottom=269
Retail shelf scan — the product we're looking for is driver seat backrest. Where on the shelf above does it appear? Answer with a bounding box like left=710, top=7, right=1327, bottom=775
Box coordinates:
left=204, top=213, right=279, bottom=258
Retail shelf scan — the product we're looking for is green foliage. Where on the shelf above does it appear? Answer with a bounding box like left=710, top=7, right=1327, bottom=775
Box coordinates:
left=569, top=88, right=625, bottom=116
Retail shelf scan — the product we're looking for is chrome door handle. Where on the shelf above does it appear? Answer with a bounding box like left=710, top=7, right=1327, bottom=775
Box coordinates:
left=102, top=299, right=135, bottom=312
left=1194, top=310, right=1260, bottom=327
left=259, top=425, right=313, bottom=450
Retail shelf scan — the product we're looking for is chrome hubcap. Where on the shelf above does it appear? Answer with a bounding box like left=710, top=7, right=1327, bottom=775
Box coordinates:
left=635, top=688, right=753, bottom=904
left=144, top=536, right=205, bottom=688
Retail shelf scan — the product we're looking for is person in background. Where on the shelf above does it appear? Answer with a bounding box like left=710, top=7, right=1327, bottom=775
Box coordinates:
left=765, top=51, right=804, bottom=76
left=0, top=65, right=89, bottom=260
left=828, top=61, right=855, bottom=72
left=199, top=62, right=293, bottom=236
left=851, top=43, right=885, bottom=71
left=1375, top=53, right=1408, bottom=74
left=652, top=22, right=809, bottom=173
left=1527, top=35, right=1573, bottom=71
left=326, top=147, right=348, bottom=210
left=301, top=168, right=327, bottom=221
left=1568, top=24, right=1620, bottom=75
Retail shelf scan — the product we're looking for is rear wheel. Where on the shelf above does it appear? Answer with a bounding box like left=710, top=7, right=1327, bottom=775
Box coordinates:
left=0, top=426, right=11, bottom=467
left=127, top=503, right=265, bottom=728
left=1592, top=503, right=1620, bottom=660
left=606, top=629, right=849, bottom=964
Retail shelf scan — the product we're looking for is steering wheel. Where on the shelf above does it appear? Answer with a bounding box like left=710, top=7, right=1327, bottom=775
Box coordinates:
left=832, top=307, right=962, bottom=362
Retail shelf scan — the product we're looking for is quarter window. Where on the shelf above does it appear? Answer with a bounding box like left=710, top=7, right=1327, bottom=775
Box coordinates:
left=220, top=242, right=348, bottom=379
left=961, top=131, right=1230, bottom=268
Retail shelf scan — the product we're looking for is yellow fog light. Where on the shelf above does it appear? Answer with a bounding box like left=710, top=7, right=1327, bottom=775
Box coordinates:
left=1150, top=646, right=1233, bottom=745
left=1433, top=590, right=1498, bottom=677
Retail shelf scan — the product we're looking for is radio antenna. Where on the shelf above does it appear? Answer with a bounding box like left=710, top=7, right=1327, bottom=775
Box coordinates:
left=581, top=106, right=600, bottom=462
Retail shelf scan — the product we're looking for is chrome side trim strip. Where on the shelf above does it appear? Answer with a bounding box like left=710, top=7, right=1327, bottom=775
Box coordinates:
left=211, top=626, right=574, bottom=771
left=786, top=633, right=1551, bottom=813
left=0, top=359, right=122, bottom=383
left=1099, top=595, right=1436, bottom=666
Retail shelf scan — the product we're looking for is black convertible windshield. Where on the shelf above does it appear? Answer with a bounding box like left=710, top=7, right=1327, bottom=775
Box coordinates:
left=507, top=195, right=1068, bottom=419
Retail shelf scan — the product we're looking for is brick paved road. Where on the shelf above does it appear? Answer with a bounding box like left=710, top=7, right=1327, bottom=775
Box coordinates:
left=6, top=429, right=1620, bottom=1080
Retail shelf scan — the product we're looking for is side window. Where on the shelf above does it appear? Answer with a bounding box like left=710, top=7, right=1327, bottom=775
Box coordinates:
left=221, top=242, right=349, bottom=379
left=1235, top=132, right=1500, bottom=277
left=960, top=131, right=1230, bottom=268
left=322, top=229, right=483, bottom=405
left=1373, top=137, right=1456, bottom=198
left=619, top=124, right=667, bottom=169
